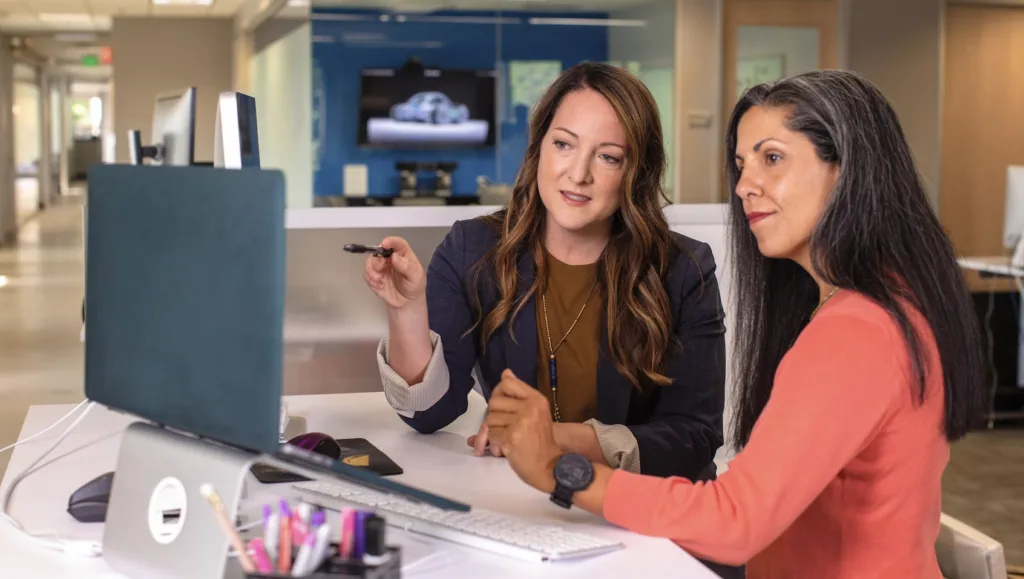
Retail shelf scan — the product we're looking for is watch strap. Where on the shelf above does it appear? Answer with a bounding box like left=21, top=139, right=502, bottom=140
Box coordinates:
left=550, top=483, right=574, bottom=509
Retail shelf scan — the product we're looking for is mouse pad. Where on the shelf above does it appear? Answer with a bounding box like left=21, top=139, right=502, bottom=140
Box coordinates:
left=250, top=438, right=404, bottom=484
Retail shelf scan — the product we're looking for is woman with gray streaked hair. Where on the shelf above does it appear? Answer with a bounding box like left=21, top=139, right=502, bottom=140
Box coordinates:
left=484, top=70, right=987, bottom=578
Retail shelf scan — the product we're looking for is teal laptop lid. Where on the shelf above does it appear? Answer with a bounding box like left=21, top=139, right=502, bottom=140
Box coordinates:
left=84, top=164, right=470, bottom=512
left=85, top=164, right=286, bottom=454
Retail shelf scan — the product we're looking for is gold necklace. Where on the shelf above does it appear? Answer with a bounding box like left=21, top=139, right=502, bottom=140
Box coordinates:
left=541, top=281, right=598, bottom=423
left=810, top=286, right=840, bottom=320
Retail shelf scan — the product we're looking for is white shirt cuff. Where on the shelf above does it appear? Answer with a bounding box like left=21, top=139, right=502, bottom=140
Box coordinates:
left=585, top=419, right=641, bottom=473
left=378, top=331, right=451, bottom=418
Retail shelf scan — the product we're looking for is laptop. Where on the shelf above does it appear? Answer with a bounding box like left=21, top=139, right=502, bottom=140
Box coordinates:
left=84, top=164, right=468, bottom=512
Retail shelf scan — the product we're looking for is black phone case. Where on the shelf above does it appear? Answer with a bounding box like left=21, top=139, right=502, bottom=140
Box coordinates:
left=250, top=438, right=404, bottom=484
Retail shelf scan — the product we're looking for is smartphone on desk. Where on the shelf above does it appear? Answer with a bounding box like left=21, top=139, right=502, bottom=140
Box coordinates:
left=250, top=438, right=403, bottom=484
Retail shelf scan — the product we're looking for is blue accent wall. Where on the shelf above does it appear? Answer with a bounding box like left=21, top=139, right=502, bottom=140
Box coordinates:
left=311, top=9, right=609, bottom=198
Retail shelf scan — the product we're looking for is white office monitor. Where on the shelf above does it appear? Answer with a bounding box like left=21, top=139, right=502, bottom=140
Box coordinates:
left=1003, top=166, right=1024, bottom=248
left=1003, top=166, right=1024, bottom=268
left=150, top=87, right=196, bottom=166
left=214, top=92, right=260, bottom=170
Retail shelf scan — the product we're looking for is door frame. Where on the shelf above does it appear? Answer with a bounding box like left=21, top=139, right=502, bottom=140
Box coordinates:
left=719, top=0, right=841, bottom=200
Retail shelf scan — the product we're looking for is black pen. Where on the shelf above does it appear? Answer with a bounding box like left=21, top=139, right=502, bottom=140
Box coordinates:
left=343, top=244, right=394, bottom=258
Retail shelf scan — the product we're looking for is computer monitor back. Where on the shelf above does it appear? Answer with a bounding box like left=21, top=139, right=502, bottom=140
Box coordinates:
left=84, top=164, right=286, bottom=455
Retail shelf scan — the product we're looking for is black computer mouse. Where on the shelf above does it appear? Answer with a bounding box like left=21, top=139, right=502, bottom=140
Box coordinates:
left=68, top=470, right=115, bottom=523
left=287, top=432, right=342, bottom=460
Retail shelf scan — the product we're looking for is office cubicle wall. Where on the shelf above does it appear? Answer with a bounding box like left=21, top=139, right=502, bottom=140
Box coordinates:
left=283, top=206, right=494, bottom=397
left=285, top=224, right=456, bottom=396
left=284, top=204, right=734, bottom=456
left=664, top=204, right=734, bottom=463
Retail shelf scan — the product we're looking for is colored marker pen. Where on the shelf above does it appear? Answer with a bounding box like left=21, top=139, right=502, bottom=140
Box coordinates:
left=292, top=503, right=312, bottom=545
left=304, top=522, right=333, bottom=575
left=292, top=509, right=326, bottom=575
left=290, top=523, right=319, bottom=576
left=247, top=538, right=274, bottom=573
left=340, top=508, right=355, bottom=559
left=263, top=505, right=279, bottom=565
left=352, top=511, right=369, bottom=559
left=362, top=515, right=389, bottom=566
left=277, top=500, right=293, bottom=574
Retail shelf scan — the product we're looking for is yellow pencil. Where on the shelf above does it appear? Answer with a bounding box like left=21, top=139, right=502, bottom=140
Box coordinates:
left=200, top=483, right=257, bottom=573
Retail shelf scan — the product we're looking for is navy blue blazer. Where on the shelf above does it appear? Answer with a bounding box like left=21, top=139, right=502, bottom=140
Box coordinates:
left=402, top=217, right=727, bottom=481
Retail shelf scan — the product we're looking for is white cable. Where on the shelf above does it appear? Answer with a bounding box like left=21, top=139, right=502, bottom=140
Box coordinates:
left=0, top=399, right=89, bottom=456
left=0, top=401, right=103, bottom=557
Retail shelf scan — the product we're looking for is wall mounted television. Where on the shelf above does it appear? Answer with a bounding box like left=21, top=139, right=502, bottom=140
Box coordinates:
left=358, top=66, right=497, bottom=148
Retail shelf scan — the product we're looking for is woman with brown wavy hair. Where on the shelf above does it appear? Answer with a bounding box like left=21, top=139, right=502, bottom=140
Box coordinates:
left=363, top=63, right=729, bottom=554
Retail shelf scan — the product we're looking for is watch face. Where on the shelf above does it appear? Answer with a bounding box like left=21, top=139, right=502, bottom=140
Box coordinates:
left=554, top=453, right=593, bottom=491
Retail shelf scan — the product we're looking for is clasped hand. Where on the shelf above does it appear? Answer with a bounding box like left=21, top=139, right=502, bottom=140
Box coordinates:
left=479, top=369, right=562, bottom=493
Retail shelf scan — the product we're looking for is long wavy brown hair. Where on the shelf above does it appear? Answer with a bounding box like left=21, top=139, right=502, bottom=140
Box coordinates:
left=468, top=62, right=677, bottom=389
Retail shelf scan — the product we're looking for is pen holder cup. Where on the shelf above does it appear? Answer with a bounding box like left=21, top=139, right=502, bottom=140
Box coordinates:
left=244, top=544, right=401, bottom=579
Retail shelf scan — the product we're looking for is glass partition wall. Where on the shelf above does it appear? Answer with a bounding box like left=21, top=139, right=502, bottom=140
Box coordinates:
left=250, top=0, right=841, bottom=208
left=303, top=0, right=678, bottom=207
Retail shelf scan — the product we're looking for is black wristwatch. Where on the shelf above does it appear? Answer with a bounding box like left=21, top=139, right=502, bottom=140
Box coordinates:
left=549, top=453, right=595, bottom=509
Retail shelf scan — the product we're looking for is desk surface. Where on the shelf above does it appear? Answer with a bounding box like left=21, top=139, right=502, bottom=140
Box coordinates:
left=0, top=392, right=720, bottom=578
left=958, top=256, right=1024, bottom=277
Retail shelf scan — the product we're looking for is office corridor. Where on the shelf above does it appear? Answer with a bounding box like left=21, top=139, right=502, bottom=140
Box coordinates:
left=0, top=195, right=1022, bottom=565
left=0, top=196, right=86, bottom=477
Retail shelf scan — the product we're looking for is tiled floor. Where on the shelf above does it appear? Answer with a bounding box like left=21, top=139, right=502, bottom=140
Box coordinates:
left=0, top=194, right=85, bottom=478
left=0, top=195, right=1022, bottom=566
left=943, top=427, right=1024, bottom=565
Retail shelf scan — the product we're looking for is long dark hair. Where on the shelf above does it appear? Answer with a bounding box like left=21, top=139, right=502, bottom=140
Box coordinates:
left=469, top=62, right=676, bottom=388
left=726, top=70, right=986, bottom=448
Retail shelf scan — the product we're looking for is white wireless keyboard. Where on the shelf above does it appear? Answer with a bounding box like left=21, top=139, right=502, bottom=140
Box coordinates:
left=293, top=480, right=624, bottom=563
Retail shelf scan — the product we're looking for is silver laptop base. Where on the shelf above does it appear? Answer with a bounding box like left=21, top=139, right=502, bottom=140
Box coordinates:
left=103, top=421, right=257, bottom=579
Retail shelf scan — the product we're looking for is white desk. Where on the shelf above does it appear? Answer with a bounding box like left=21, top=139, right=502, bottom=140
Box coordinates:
left=958, top=256, right=1024, bottom=385
left=957, top=257, right=1024, bottom=424
left=0, top=392, right=721, bottom=578
left=957, top=256, right=1024, bottom=279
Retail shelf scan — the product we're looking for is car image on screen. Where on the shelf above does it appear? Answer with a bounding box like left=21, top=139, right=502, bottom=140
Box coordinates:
left=389, top=91, right=471, bottom=125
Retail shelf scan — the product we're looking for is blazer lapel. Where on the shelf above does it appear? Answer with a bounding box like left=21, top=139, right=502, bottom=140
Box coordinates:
left=502, top=252, right=539, bottom=387
left=596, top=321, right=631, bottom=424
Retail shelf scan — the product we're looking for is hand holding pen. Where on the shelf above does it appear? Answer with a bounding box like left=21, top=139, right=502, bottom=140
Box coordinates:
left=358, top=237, right=426, bottom=309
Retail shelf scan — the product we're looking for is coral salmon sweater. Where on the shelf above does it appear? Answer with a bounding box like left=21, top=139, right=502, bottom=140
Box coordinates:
left=603, top=291, right=948, bottom=578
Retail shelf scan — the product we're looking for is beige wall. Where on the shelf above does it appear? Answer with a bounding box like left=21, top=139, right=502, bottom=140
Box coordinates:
left=234, top=30, right=253, bottom=93
left=845, top=0, right=944, bottom=208
left=940, top=5, right=1024, bottom=291
left=673, top=0, right=943, bottom=208
left=608, top=0, right=677, bottom=200
left=676, top=0, right=723, bottom=203
left=250, top=20, right=312, bottom=208
left=0, top=40, right=15, bottom=243
left=111, top=17, right=234, bottom=164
